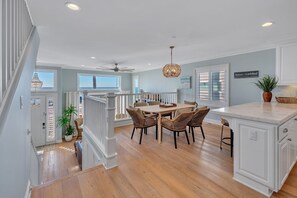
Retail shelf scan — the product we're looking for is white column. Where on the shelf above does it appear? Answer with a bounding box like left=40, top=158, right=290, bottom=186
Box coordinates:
left=104, top=92, right=117, bottom=169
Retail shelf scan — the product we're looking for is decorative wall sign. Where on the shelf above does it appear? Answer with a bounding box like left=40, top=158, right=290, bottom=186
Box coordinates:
left=234, top=70, right=259, bottom=79
left=180, top=76, right=191, bottom=89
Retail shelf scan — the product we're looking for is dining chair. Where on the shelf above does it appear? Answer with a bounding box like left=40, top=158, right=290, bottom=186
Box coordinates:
left=126, top=107, right=158, bottom=144
left=220, top=118, right=234, bottom=157
left=187, top=107, right=210, bottom=142
left=161, top=111, right=194, bottom=149
left=184, top=100, right=198, bottom=109
left=74, top=117, right=83, bottom=140
left=134, top=101, right=148, bottom=107
left=148, top=100, right=172, bottom=119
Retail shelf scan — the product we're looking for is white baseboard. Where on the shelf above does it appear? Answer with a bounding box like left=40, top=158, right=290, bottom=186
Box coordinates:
left=114, top=118, right=133, bottom=127
left=24, top=180, right=31, bottom=198
left=56, top=139, right=62, bottom=143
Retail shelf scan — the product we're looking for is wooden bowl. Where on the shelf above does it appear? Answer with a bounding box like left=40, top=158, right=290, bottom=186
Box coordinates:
left=275, top=97, right=297, bottom=104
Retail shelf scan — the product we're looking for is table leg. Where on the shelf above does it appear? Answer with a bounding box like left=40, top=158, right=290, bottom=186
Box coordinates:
left=158, top=113, right=162, bottom=144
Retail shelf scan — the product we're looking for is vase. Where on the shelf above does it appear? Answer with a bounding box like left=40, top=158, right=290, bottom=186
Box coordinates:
left=65, top=134, right=73, bottom=142
left=263, top=92, right=272, bottom=102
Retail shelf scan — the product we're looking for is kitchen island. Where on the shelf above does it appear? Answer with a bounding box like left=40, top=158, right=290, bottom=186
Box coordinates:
left=212, top=102, right=297, bottom=197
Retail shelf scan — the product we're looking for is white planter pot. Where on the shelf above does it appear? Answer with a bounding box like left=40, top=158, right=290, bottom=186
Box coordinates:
left=65, top=134, right=73, bottom=142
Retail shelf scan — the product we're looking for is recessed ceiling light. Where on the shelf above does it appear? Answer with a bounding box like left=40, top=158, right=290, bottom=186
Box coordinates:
left=81, top=65, right=85, bottom=67
left=262, top=22, right=273, bottom=27
left=90, top=56, right=96, bottom=59
left=65, top=2, right=80, bottom=11
left=148, top=63, right=152, bottom=66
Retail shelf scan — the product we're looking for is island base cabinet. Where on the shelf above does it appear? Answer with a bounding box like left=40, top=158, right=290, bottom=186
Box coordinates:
left=278, top=137, right=289, bottom=189
left=232, top=119, right=276, bottom=197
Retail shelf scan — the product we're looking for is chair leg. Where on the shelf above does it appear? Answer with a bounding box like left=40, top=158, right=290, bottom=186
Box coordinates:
left=200, top=126, right=205, bottom=139
left=220, top=125, right=224, bottom=150
left=144, top=128, right=147, bottom=135
left=139, top=128, right=144, bottom=144
left=191, top=127, right=195, bottom=142
left=173, top=131, right=177, bottom=149
left=177, top=132, right=179, bottom=136
left=131, top=127, right=135, bottom=139
left=185, top=130, right=190, bottom=145
left=155, top=125, right=158, bottom=140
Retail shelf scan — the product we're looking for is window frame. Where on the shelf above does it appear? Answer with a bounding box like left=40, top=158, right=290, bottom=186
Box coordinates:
left=194, top=64, right=229, bottom=108
left=77, top=73, right=121, bottom=91
left=31, top=69, right=57, bottom=92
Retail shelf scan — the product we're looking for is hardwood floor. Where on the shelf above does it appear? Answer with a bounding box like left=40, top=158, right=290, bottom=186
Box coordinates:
left=37, top=140, right=81, bottom=183
left=32, top=123, right=297, bottom=197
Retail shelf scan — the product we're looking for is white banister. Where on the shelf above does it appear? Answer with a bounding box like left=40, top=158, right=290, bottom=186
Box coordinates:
left=82, top=92, right=118, bottom=170
left=0, top=0, right=35, bottom=135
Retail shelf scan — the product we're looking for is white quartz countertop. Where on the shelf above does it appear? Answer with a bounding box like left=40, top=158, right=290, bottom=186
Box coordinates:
left=212, top=102, right=297, bottom=125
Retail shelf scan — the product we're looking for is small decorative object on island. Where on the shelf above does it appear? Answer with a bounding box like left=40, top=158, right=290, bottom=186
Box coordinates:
left=254, top=75, right=278, bottom=102
left=57, top=104, right=78, bottom=141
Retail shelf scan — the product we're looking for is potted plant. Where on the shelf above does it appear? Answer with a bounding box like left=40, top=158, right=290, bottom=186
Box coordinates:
left=254, top=75, right=278, bottom=102
left=57, top=104, right=77, bottom=141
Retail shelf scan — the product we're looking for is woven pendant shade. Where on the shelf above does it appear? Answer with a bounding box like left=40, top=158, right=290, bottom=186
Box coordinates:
left=31, top=72, right=43, bottom=88
left=162, top=46, right=181, bottom=78
left=162, top=63, right=181, bottom=77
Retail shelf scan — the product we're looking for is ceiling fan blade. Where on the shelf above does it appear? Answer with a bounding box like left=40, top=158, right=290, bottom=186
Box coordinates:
left=119, top=69, right=135, bottom=71
left=96, top=67, right=115, bottom=70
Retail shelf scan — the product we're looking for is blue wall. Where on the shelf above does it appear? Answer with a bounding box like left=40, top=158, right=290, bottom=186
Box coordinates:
left=134, top=49, right=276, bottom=122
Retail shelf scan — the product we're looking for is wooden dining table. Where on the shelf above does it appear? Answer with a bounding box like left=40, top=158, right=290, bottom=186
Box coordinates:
left=137, top=103, right=195, bottom=144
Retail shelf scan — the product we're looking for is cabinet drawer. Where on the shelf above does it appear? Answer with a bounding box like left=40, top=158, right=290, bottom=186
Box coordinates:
left=279, top=121, right=290, bottom=141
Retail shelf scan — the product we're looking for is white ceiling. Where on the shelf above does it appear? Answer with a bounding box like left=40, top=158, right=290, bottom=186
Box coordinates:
left=27, top=0, right=297, bottom=72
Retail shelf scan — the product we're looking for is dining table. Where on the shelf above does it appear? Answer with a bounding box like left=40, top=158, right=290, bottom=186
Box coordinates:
left=137, top=103, right=195, bottom=144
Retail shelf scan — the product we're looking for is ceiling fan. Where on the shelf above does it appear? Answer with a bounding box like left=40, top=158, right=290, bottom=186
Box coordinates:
left=96, top=63, right=134, bottom=72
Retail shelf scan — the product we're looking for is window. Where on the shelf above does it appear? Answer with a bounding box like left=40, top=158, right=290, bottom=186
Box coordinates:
left=132, top=75, right=139, bottom=94
left=31, top=70, right=57, bottom=92
left=78, top=74, right=121, bottom=90
left=195, top=64, right=229, bottom=107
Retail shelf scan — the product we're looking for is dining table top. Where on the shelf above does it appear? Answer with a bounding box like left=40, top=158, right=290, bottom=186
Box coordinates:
left=137, top=103, right=195, bottom=113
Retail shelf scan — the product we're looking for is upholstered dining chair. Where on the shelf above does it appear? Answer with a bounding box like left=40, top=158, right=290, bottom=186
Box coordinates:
left=187, top=107, right=210, bottom=142
left=74, top=117, right=83, bottom=140
left=126, top=107, right=158, bottom=144
left=148, top=100, right=172, bottom=119
left=174, top=100, right=197, bottom=117
left=161, top=111, right=194, bottom=149
left=134, top=101, right=148, bottom=107
left=184, top=100, right=198, bottom=109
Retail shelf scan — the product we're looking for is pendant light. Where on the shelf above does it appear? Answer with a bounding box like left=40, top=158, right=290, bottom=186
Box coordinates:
left=31, top=71, right=43, bottom=88
left=162, top=46, right=181, bottom=78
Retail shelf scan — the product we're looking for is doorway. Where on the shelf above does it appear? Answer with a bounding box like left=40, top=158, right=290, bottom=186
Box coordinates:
left=31, top=94, right=57, bottom=147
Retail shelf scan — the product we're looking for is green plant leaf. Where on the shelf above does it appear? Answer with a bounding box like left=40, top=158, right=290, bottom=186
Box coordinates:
left=254, top=75, right=278, bottom=92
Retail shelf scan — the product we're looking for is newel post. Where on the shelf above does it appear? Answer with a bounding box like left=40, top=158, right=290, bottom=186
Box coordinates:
left=104, top=92, right=118, bottom=169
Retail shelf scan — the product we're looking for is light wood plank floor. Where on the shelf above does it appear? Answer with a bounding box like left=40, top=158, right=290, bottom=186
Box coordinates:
left=32, top=123, right=297, bottom=197
left=37, top=140, right=81, bottom=183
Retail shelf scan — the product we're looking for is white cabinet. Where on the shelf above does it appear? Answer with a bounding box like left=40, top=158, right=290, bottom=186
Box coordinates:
left=278, top=116, right=297, bottom=190
left=279, top=137, right=289, bottom=188
left=276, top=43, right=297, bottom=85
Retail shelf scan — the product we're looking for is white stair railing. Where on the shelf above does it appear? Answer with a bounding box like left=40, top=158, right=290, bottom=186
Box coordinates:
left=82, top=93, right=118, bottom=170
left=0, top=0, right=34, bottom=133
left=87, top=91, right=178, bottom=121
